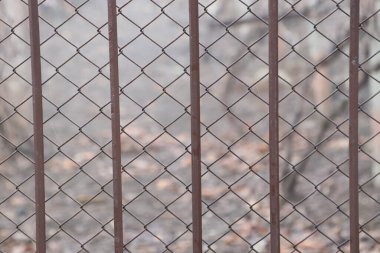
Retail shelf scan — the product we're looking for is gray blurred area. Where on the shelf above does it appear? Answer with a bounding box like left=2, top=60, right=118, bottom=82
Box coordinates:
left=1, top=0, right=380, bottom=252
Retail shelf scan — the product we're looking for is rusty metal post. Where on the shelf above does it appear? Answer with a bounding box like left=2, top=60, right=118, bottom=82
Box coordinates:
left=28, top=0, right=46, bottom=252
left=188, top=0, right=202, bottom=252
left=107, top=1, right=124, bottom=252
left=349, top=0, right=360, bottom=251
left=269, top=0, right=280, bottom=252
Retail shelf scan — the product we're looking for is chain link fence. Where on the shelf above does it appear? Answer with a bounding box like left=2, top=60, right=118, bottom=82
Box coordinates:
left=0, top=0, right=380, bottom=252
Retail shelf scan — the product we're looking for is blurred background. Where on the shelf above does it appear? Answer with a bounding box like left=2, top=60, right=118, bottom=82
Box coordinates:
left=1, top=0, right=380, bottom=252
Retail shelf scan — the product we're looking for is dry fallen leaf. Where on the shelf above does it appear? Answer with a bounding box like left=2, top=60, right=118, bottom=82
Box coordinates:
left=257, top=143, right=269, bottom=154
left=77, top=194, right=106, bottom=204
left=298, top=237, right=325, bottom=250
left=202, top=186, right=226, bottom=199
left=156, top=178, right=172, bottom=189
left=10, top=195, right=25, bottom=206
left=62, top=159, right=77, bottom=170
left=11, top=241, right=34, bottom=253
left=155, top=178, right=180, bottom=192
left=223, top=233, right=240, bottom=245
left=73, top=151, right=96, bottom=164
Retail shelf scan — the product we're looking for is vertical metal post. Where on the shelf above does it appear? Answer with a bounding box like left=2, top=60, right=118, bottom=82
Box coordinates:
left=349, top=0, right=360, bottom=252
left=107, top=1, right=124, bottom=252
left=188, top=0, right=202, bottom=252
left=28, top=0, right=46, bottom=252
left=269, top=0, right=280, bottom=252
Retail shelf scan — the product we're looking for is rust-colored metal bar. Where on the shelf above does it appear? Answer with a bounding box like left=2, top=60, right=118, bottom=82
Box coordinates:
left=107, top=1, right=123, bottom=252
left=349, top=0, right=360, bottom=251
left=188, top=0, right=202, bottom=252
left=269, top=0, right=280, bottom=252
left=28, top=1, right=46, bottom=252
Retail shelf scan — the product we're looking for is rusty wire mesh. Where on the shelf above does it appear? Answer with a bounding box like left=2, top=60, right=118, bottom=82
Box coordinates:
left=1, top=0, right=380, bottom=252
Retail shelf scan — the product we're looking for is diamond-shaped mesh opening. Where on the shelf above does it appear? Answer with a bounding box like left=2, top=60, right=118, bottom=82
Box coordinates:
left=1, top=0, right=380, bottom=252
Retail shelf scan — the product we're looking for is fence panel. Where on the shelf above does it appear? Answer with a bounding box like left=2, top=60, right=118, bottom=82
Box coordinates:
left=0, top=0, right=380, bottom=252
